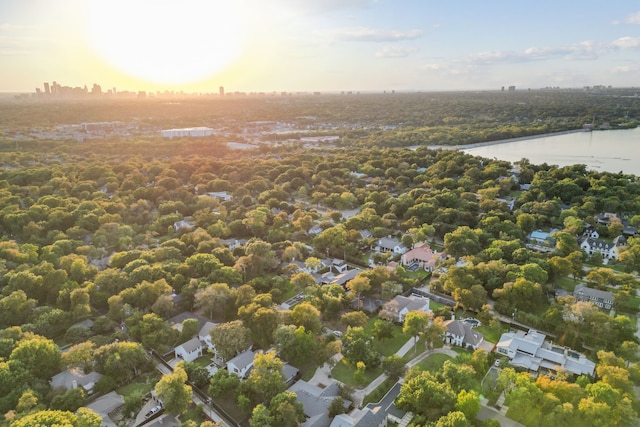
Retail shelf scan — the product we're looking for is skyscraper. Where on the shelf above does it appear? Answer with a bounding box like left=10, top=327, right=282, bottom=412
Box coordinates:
left=219, top=86, right=224, bottom=97
left=44, top=82, right=50, bottom=95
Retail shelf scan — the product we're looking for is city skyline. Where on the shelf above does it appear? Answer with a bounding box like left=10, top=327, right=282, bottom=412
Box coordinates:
left=1, top=0, right=640, bottom=93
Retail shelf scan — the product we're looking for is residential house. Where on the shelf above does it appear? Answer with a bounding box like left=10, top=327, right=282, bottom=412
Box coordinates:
left=167, top=311, right=209, bottom=333
left=528, top=229, right=557, bottom=246
left=50, top=368, right=102, bottom=393
left=322, top=268, right=362, bottom=287
left=496, top=329, right=595, bottom=376
left=206, top=191, right=232, bottom=201
left=400, top=243, right=443, bottom=272
left=288, top=380, right=351, bottom=427
left=595, top=212, right=638, bottom=236
left=579, top=235, right=626, bottom=260
left=175, top=337, right=204, bottom=363
left=172, top=217, right=194, bottom=232
left=443, top=320, right=484, bottom=350
left=373, top=237, right=407, bottom=255
left=380, top=295, right=430, bottom=323
left=84, top=391, right=125, bottom=427
left=330, top=406, right=387, bottom=427
left=221, top=238, right=248, bottom=251
left=227, top=350, right=255, bottom=378
left=227, top=350, right=299, bottom=382
left=198, top=321, right=218, bottom=352
left=582, top=227, right=600, bottom=239
left=331, top=258, right=349, bottom=274
left=573, top=283, right=614, bottom=310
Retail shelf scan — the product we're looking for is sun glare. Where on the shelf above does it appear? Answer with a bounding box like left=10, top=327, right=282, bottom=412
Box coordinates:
left=86, top=0, right=246, bottom=85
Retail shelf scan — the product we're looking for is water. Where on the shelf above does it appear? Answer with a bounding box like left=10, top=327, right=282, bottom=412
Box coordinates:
left=462, top=127, right=640, bottom=176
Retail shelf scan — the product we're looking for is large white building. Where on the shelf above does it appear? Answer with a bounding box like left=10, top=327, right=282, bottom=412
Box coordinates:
left=160, top=127, right=214, bottom=138
left=496, top=329, right=595, bottom=376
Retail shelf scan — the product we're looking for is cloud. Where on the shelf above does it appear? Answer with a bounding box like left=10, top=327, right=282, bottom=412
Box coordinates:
left=612, top=11, right=640, bottom=25
left=273, top=0, right=376, bottom=15
left=375, top=45, right=417, bottom=58
left=457, top=37, right=640, bottom=66
left=328, top=26, right=423, bottom=42
left=612, top=65, right=638, bottom=73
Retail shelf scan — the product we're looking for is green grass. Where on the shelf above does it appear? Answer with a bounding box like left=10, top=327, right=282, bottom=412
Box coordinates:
left=555, top=277, right=577, bottom=292
left=192, top=355, right=213, bottom=368
left=476, top=323, right=508, bottom=344
left=362, top=377, right=397, bottom=406
left=116, top=372, right=159, bottom=398
left=331, top=358, right=383, bottom=388
left=506, top=401, right=542, bottom=427
left=413, top=353, right=453, bottom=373
left=429, top=300, right=448, bottom=312
left=362, top=316, right=413, bottom=357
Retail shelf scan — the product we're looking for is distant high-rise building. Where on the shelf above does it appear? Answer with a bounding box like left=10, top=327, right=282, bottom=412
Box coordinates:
left=508, top=86, right=516, bottom=92
left=91, top=84, right=102, bottom=95
left=44, top=82, right=50, bottom=94
left=219, top=86, right=224, bottom=96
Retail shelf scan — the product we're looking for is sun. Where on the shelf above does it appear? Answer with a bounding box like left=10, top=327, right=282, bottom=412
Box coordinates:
left=85, top=0, right=246, bottom=85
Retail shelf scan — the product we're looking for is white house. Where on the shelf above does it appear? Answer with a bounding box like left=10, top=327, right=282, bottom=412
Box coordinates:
left=374, top=237, right=407, bottom=255
left=175, top=337, right=204, bottom=363
left=579, top=235, right=626, bottom=260
left=380, top=295, right=430, bottom=323
left=573, top=283, right=614, bottom=310
left=206, top=191, right=232, bottom=201
left=227, top=350, right=255, bottom=378
left=443, top=320, right=484, bottom=350
left=161, top=127, right=214, bottom=138
left=400, top=243, right=443, bottom=272
left=173, top=217, right=195, bottom=232
left=496, top=329, right=595, bottom=376
left=198, top=321, right=218, bottom=352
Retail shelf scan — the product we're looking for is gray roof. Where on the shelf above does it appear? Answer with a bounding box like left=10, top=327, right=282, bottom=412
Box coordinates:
left=444, top=320, right=484, bottom=347
left=574, top=283, right=614, bottom=302
left=384, top=295, right=429, bottom=315
left=51, top=368, right=102, bottom=391
left=85, top=391, right=125, bottom=416
left=198, top=321, right=217, bottom=338
left=228, top=349, right=255, bottom=370
left=289, top=380, right=350, bottom=427
left=177, top=336, right=202, bottom=353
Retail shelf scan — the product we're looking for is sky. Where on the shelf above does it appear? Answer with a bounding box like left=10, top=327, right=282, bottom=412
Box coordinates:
left=1, top=0, right=639, bottom=93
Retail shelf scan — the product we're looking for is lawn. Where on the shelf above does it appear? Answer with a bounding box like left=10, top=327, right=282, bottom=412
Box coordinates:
left=413, top=353, right=453, bottom=373
left=116, top=372, right=159, bottom=398
left=362, top=316, right=413, bottom=357
left=362, top=377, right=396, bottom=406
left=476, top=323, right=508, bottom=344
left=331, top=358, right=383, bottom=388
left=192, top=355, right=213, bottom=368
left=555, top=277, right=577, bottom=292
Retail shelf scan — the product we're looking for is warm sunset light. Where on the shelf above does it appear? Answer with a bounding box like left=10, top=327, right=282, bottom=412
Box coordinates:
left=85, top=0, right=246, bottom=85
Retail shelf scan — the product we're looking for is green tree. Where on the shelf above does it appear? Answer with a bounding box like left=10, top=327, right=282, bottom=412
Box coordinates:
left=10, top=336, right=61, bottom=380
left=243, top=351, right=286, bottom=404
left=340, top=311, right=369, bottom=328
left=290, top=302, right=322, bottom=334
left=403, top=311, right=429, bottom=354
left=269, top=391, right=305, bottom=427
left=249, top=404, right=273, bottom=427
left=155, top=367, right=192, bottom=415
left=435, top=411, right=470, bottom=427
left=396, top=370, right=456, bottom=421
left=371, top=319, right=394, bottom=342
left=341, top=326, right=380, bottom=367
left=209, top=320, right=251, bottom=361
left=382, top=354, right=406, bottom=380
left=455, top=389, right=481, bottom=420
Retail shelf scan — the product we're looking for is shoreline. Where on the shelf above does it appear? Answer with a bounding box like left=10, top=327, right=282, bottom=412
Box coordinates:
left=422, top=129, right=589, bottom=151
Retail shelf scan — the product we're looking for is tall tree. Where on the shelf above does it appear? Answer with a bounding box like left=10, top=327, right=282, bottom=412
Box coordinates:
left=155, top=367, right=192, bottom=415
left=403, top=311, right=429, bottom=354
left=209, top=320, right=251, bottom=361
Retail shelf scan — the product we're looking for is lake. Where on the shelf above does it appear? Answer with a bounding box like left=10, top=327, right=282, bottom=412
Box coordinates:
left=461, top=127, right=640, bottom=176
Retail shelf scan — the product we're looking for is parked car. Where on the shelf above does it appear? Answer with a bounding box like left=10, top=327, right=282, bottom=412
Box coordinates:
left=333, top=330, right=343, bottom=338
left=144, top=405, right=162, bottom=419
